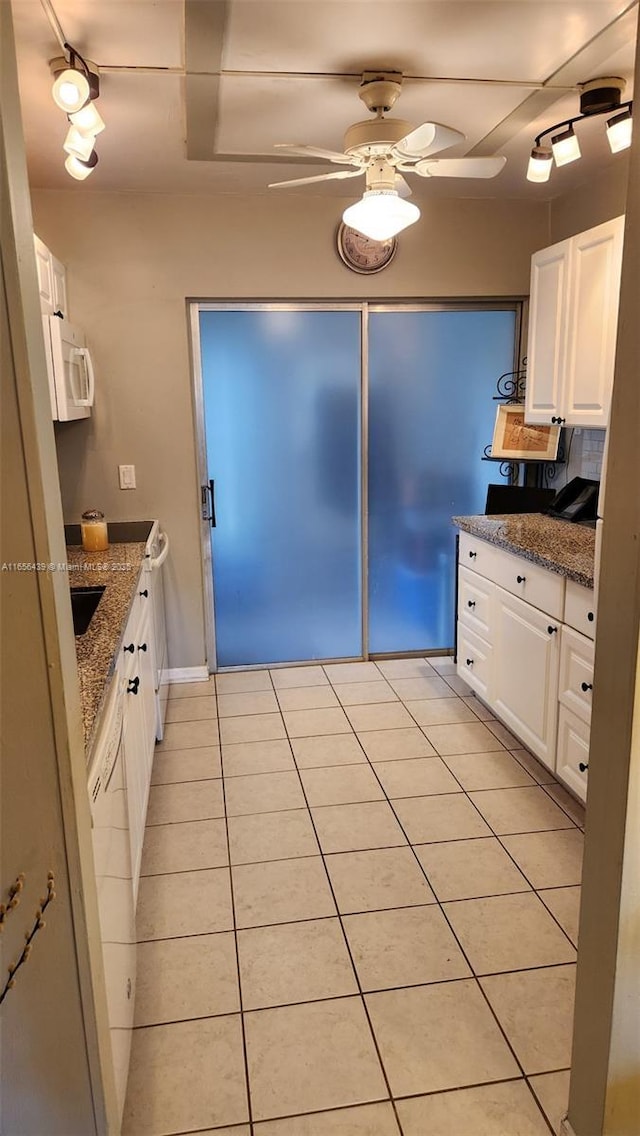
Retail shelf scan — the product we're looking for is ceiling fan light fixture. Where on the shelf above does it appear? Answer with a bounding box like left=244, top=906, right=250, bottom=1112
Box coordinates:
left=64, top=150, right=99, bottom=181
left=342, top=189, right=420, bottom=241
left=551, top=126, right=581, bottom=167
left=606, top=108, right=632, bottom=153
left=526, top=145, right=553, bottom=183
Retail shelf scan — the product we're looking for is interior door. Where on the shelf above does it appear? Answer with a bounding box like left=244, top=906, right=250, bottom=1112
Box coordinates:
left=199, top=307, right=362, bottom=667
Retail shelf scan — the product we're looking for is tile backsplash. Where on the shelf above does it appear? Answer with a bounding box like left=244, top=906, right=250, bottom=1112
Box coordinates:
left=565, top=428, right=606, bottom=485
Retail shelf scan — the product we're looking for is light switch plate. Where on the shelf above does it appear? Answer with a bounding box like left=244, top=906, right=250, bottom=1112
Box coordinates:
left=119, top=464, right=136, bottom=489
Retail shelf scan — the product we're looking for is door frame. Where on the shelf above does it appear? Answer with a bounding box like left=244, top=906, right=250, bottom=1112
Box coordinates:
left=190, top=299, right=523, bottom=672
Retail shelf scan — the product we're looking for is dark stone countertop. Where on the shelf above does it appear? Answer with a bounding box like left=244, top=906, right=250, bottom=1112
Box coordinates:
left=453, top=513, right=595, bottom=588
left=67, top=542, right=147, bottom=753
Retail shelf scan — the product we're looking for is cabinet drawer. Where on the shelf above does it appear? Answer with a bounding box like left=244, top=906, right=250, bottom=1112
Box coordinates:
left=559, top=626, right=594, bottom=723
left=459, top=532, right=502, bottom=580
left=458, top=565, right=494, bottom=640
left=564, top=578, right=596, bottom=639
left=556, top=706, right=589, bottom=804
left=457, top=622, right=492, bottom=702
left=490, top=545, right=565, bottom=620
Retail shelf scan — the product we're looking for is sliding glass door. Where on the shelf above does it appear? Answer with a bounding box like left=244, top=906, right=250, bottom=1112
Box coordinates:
left=199, top=307, right=362, bottom=666
left=195, top=303, right=518, bottom=668
left=368, top=308, right=517, bottom=653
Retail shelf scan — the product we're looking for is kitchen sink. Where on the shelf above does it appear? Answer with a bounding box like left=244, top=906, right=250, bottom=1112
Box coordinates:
left=70, top=585, right=106, bottom=635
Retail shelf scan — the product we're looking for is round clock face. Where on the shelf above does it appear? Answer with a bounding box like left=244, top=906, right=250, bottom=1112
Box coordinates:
left=336, top=223, right=397, bottom=274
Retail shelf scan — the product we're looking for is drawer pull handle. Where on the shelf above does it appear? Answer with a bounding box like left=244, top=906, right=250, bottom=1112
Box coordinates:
left=466, top=658, right=474, bottom=667
left=127, top=676, right=140, bottom=695
left=123, top=642, right=135, bottom=654
left=138, top=642, right=148, bottom=652
left=578, top=761, right=589, bottom=773
left=581, top=681, right=593, bottom=692
left=548, top=625, right=558, bottom=635
left=516, top=575, right=526, bottom=584
left=139, top=588, right=149, bottom=598
left=469, top=550, right=477, bottom=559
left=467, top=600, right=476, bottom=608
left=587, top=611, right=594, bottom=622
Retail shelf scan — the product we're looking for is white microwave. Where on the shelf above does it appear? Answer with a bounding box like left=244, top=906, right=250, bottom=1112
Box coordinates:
left=44, top=315, right=95, bottom=421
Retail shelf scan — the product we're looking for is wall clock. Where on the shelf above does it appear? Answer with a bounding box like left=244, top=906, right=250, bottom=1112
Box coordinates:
left=336, top=223, right=397, bottom=274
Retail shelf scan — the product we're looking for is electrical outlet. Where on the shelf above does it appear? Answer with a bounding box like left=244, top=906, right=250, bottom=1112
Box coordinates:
left=119, top=464, right=136, bottom=490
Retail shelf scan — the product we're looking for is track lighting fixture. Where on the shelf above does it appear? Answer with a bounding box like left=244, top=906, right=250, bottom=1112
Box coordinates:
left=50, top=43, right=104, bottom=180
left=64, top=151, right=99, bottom=181
left=527, top=77, right=632, bottom=184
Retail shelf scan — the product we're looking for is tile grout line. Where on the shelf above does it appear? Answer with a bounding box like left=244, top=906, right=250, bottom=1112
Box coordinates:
left=213, top=681, right=256, bottom=1136
left=278, top=713, right=408, bottom=1136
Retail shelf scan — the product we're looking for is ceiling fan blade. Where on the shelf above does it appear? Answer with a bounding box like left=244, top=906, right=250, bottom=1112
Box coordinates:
left=394, top=122, right=465, bottom=159
left=268, top=169, right=364, bottom=189
left=394, top=173, right=412, bottom=198
left=414, top=156, right=507, bottom=179
left=274, top=143, right=356, bottom=165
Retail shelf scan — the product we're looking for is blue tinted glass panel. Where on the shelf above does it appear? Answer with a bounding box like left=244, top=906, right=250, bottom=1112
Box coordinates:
left=368, top=309, right=516, bottom=653
left=200, top=309, right=362, bottom=666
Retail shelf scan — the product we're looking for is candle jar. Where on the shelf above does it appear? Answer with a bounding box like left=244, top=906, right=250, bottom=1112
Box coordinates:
left=81, top=509, right=109, bottom=552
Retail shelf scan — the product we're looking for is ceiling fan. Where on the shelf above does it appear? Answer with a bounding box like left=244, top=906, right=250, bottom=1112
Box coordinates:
left=268, top=72, right=506, bottom=240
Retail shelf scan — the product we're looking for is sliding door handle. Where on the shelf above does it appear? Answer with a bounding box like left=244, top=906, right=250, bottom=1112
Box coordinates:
left=201, top=480, right=217, bottom=528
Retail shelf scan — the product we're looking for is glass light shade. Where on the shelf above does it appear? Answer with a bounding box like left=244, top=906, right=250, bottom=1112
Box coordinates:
left=68, top=102, right=106, bottom=137
left=63, top=125, right=95, bottom=162
left=65, top=152, right=98, bottom=181
left=52, top=67, right=90, bottom=112
left=551, top=127, right=581, bottom=167
left=606, top=110, right=632, bottom=153
left=342, top=190, right=420, bottom=241
left=526, top=146, right=553, bottom=183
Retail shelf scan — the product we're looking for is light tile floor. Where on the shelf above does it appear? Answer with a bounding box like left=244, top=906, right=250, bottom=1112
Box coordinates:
left=122, top=656, right=585, bottom=1136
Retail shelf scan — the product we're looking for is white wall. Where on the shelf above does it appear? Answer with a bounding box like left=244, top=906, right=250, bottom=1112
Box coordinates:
left=31, top=189, right=549, bottom=668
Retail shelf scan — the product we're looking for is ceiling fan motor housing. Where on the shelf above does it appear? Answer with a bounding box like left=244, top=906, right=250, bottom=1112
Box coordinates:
left=344, top=117, right=414, bottom=157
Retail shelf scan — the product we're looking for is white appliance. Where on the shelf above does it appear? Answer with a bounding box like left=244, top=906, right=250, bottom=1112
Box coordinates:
left=87, top=668, right=136, bottom=1125
left=46, top=314, right=95, bottom=420
left=144, top=521, right=170, bottom=739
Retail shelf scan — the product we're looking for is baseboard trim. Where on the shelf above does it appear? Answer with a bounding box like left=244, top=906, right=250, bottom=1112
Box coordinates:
left=163, top=666, right=210, bottom=684
left=560, top=1116, right=576, bottom=1136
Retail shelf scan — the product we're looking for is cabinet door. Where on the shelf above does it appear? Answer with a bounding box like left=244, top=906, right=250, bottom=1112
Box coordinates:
left=493, top=587, right=560, bottom=768
left=563, top=216, right=624, bottom=426
left=51, top=255, right=68, bottom=317
left=457, top=621, right=492, bottom=702
left=525, top=239, right=571, bottom=425
left=33, top=234, right=54, bottom=312
left=556, top=706, right=589, bottom=803
left=135, top=597, right=157, bottom=785
left=559, top=625, right=594, bottom=723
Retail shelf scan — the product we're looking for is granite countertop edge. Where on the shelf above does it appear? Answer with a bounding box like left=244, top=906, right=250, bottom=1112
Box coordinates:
left=67, top=542, right=147, bottom=753
left=453, top=513, right=595, bottom=588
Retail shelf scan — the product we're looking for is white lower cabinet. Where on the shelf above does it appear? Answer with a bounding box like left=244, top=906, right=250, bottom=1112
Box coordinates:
left=556, top=706, right=590, bottom=802
left=457, top=531, right=595, bottom=799
left=121, top=584, right=158, bottom=900
left=456, top=620, right=492, bottom=702
left=492, top=588, right=560, bottom=768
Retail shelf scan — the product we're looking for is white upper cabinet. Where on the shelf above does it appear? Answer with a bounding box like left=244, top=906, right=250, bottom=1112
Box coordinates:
left=525, top=238, right=570, bottom=424
left=525, top=215, right=624, bottom=427
left=34, top=233, right=67, bottom=317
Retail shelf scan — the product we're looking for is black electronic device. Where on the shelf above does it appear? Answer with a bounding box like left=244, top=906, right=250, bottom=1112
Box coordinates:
left=546, top=476, right=600, bottom=524
left=485, top=484, right=556, bottom=516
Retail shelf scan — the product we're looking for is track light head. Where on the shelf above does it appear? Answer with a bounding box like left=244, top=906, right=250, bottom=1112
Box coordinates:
left=50, top=53, right=99, bottom=112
